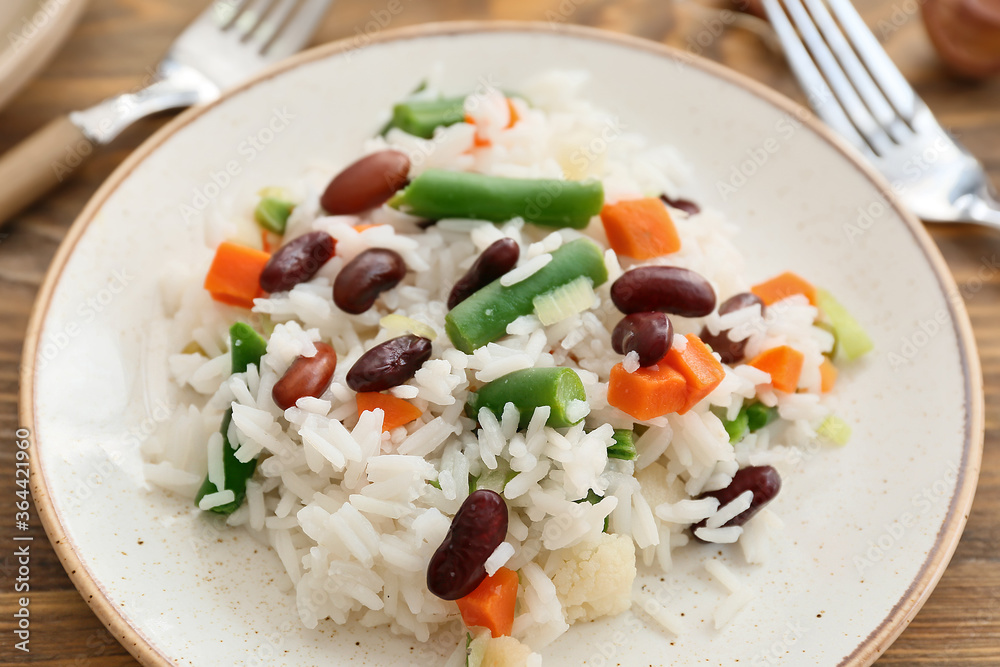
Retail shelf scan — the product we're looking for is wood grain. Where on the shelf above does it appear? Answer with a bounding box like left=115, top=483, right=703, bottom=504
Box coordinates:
left=1, top=0, right=998, bottom=664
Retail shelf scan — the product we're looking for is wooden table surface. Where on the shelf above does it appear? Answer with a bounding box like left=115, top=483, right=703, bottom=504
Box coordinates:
left=1, top=0, right=998, bottom=664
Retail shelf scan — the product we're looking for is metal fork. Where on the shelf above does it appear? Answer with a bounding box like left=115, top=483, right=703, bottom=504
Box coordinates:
left=762, top=0, right=1000, bottom=229
left=0, top=0, right=334, bottom=225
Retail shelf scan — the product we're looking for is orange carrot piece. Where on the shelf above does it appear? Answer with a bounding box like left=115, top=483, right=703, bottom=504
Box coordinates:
left=353, top=224, right=377, bottom=233
left=456, top=567, right=519, bottom=638
left=751, top=271, right=817, bottom=306
left=748, top=345, right=805, bottom=393
left=819, top=358, right=838, bottom=393
left=600, top=198, right=682, bottom=260
left=506, top=98, right=520, bottom=128
left=356, top=392, right=422, bottom=432
left=663, top=334, right=727, bottom=413
left=203, top=241, right=271, bottom=309
left=607, top=361, right=688, bottom=421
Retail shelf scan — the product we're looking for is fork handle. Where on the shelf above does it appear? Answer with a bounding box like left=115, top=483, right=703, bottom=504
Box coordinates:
left=0, top=116, right=93, bottom=227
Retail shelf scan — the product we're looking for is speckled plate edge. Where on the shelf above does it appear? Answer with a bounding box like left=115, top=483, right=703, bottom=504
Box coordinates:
left=0, top=0, right=88, bottom=111
left=20, top=20, right=985, bottom=667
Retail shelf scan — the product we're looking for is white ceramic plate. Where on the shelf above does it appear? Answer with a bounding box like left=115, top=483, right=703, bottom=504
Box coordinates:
left=23, top=22, right=983, bottom=667
left=0, top=0, right=87, bottom=111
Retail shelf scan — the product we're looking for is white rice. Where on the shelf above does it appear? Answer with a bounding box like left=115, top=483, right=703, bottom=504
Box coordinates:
left=143, top=69, right=845, bottom=660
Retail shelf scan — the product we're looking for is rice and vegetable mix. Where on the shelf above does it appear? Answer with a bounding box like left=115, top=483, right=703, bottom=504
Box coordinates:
left=144, top=71, right=873, bottom=665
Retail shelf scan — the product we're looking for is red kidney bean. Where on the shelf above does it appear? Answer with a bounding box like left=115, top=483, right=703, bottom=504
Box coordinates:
left=320, top=150, right=410, bottom=215
left=259, top=232, right=335, bottom=294
left=271, top=342, right=338, bottom=410
left=427, top=490, right=509, bottom=600
left=698, top=292, right=765, bottom=364
left=612, top=312, right=674, bottom=367
left=447, top=238, right=520, bottom=309
left=693, top=465, right=781, bottom=540
left=346, top=334, right=432, bottom=392
left=333, top=248, right=407, bottom=314
left=611, top=266, right=716, bottom=318
left=660, top=194, right=700, bottom=216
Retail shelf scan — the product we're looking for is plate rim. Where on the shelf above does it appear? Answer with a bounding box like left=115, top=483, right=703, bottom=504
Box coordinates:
left=20, top=19, right=985, bottom=667
left=0, top=0, right=89, bottom=111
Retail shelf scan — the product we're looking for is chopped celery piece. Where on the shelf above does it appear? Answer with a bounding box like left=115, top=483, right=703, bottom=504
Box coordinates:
left=816, top=288, right=873, bottom=361
left=608, top=429, right=637, bottom=460
left=446, top=238, right=608, bottom=353
left=817, top=415, right=852, bottom=446
left=467, top=630, right=489, bottom=667
left=254, top=196, right=295, bottom=234
left=380, top=313, right=437, bottom=340
left=476, top=463, right=517, bottom=494
left=533, top=276, right=596, bottom=326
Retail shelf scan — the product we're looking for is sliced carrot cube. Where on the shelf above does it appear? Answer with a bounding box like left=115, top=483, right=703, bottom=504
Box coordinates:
left=356, top=392, right=423, bottom=432
left=600, top=198, right=682, bottom=260
left=819, top=358, right=838, bottom=393
left=607, top=361, right=688, bottom=421
left=751, top=271, right=817, bottom=306
left=663, top=334, right=727, bottom=413
left=203, top=241, right=271, bottom=309
left=457, top=567, right=519, bottom=638
left=748, top=345, right=805, bottom=393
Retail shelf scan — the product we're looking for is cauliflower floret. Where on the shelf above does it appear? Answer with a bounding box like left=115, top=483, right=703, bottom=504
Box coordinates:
left=481, top=636, right=538, bottom=667
left=548, top=532, right=636, bottom=623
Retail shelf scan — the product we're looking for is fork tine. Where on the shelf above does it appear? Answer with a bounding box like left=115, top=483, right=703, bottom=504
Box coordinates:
left=218, top=0, right=252, bottom=31
left=800, top=0, right=910, bottom=143
left=262, top=0, right=334, bottom=60
left=257, top=0, right=306, bottom=54
left=761, top=0, right=873, bottom=156
left=237, top=0, right=280, bottom=41
left=826, top=0, right=919, bottom=123
left=781, top=0, right=892, bottom=154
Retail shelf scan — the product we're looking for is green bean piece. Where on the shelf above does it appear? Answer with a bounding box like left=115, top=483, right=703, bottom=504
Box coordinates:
left=607, top=429, right=637, bottom=461
left=445, top=238, right=608, bottom=353
left=254, top=196, right=295, bottom=234
left=467, top=367, right=587, bottom=429
left=388, top=97, right=467, bottom=138
left=195, top=323, right=268, bottom=514
left=194, top=409, right=259, bottom=514
left=575, top=490, right=610, bottom=532
left=229, top=322, right=268, bottom=374
left=721, top=410, right=750, bottom=444
left=745, top=403, right=778, bottom=432
left=388, top=169, right=604, bottom=229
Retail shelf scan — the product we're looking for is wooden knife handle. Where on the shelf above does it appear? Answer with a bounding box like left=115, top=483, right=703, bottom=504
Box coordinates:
left=0, top=116, right=93, bottom=226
